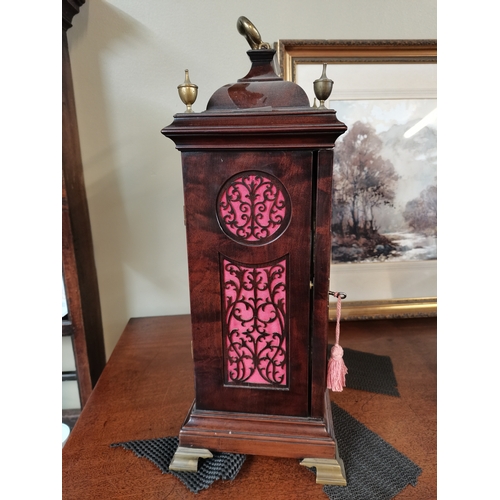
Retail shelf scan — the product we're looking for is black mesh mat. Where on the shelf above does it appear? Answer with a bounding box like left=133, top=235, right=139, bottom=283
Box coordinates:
left=328, top=346, right=400, bottom=397
left=110, top=437, right=245, bottom=493
left=111, top=403, right=420, bottom=498
left=325, top=402, right=421, bottom=499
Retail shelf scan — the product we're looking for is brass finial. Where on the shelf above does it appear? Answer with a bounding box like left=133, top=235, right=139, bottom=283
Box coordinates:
left=177, top=69, right=198, bottom=113
left=313, top=64, right=333, bottom=109
left=237, top=16, right=270, bottom=50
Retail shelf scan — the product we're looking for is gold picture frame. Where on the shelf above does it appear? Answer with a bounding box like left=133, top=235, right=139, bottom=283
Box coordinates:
left=276, top=40, right=437, bottom=321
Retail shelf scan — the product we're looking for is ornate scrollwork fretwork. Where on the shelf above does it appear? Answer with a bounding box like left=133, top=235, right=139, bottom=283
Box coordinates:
left=221, top=256, right=288, bottom=387
left=217, top=171, right=290, bottom=245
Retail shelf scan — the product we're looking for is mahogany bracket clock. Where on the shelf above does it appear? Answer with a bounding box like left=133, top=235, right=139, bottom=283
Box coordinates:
left=161, top=18, right=348, bottom=485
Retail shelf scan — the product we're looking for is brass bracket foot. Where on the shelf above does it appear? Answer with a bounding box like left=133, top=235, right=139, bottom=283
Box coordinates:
left=300, top=457, right=347, bottom=486
left=168, top=446, right=213, bottom=472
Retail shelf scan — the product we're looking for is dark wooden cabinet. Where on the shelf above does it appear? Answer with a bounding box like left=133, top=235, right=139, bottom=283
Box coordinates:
left=62, top=0, right=106, bottom=425
left=162, top=48, right=348, bottom=484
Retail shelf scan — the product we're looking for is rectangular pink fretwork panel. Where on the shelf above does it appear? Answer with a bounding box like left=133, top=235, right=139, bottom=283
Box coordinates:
left=221, top=255, right=288, bottom=387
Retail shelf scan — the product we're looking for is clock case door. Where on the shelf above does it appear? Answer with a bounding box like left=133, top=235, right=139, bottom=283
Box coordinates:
left=183, top=149, right=315, bottom=418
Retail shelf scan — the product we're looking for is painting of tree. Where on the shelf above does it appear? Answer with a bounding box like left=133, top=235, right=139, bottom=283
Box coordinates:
left=331, top=99, right=437, bottom=263
left=403, top=185, right=437, bottom=236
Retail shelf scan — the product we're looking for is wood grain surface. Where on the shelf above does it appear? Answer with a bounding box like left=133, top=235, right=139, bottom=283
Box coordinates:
left=62, top=315, right=436, bottom=499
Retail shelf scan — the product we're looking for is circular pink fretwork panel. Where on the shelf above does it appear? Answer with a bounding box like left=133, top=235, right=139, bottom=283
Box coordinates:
left=216, top=171, right=291, bottom=245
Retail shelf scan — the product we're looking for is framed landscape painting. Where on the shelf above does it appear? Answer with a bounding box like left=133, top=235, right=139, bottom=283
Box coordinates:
left=277, top=40, right=437, bottom=319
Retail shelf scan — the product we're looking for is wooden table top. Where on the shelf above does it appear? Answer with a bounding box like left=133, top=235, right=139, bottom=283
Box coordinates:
left=62, top=314, right=436, bottom=499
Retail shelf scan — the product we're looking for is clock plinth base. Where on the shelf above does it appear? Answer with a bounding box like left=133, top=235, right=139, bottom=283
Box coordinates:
left=300, top=456, right=347, bottom=485
left=168, top=446, right=213, bottom=472
left=174, top=391, right=342, bottom=467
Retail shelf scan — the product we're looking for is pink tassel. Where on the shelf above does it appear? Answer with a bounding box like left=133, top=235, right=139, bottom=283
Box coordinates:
left=327, top=292, right=348, bottom=392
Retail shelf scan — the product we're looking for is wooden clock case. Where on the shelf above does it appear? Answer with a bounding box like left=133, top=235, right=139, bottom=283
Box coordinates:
left=162, top=48, right=347, bottom=484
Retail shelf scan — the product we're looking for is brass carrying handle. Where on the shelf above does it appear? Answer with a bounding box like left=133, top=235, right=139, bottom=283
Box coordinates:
left=237, top=16, right=270, bottom=50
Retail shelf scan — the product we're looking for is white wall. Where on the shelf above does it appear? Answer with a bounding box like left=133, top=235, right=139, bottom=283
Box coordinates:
left=67, top=0, right=437, bottom=359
